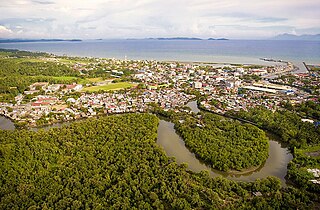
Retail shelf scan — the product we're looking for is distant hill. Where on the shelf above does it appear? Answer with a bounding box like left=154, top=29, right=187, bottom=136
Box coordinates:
left=208, top=38, right=229, bottom=41
left=144, top=37, right=228, bottom=41
left=0, top=39, right=82, bottom=43
left=147, top=37, right=202, bottom=40
left=272, top=33, right=320, bottom=41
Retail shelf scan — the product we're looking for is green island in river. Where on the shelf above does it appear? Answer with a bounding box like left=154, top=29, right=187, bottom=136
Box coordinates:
left=0, top=49, right=319, bottom=209
left=0, top=113, right=314, bottom=209
left=172, top=111, right=269, bottom=172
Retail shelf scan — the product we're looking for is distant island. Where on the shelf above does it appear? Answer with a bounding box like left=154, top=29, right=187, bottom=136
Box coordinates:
left=208, top=38, right=229, bottom=41
left=272, top=33, right=320, bottom=41
left=0, top=39, right=82, bottom=43
left=128, top=37, right=229, bottom=41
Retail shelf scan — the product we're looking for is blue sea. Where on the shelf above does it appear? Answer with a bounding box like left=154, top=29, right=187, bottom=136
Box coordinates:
left=0, top=39, right=319, bottom=71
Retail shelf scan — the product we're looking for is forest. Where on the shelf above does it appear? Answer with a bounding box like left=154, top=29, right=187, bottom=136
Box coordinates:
left=0, top=113, right=316, bottom=209
left=0, top=59, right=79, bottom=90
left=226, top=107, right=320, bottom=196
left=282, top=100, right=320, bottom=121
left=227, top=107, right=320, bottom=149
left=172, top=112, right=269, bottom=172
left=0, top=50, right=80, bottom=102
left=0, top=49, right=136, bottom=102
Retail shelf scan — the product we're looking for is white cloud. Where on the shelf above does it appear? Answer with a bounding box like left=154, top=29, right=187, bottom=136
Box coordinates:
left=0, top=25, right=13, bottom=37
left=0, top=0, right=319, bottom=39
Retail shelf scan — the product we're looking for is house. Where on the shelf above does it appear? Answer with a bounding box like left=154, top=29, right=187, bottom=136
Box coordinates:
left=193, top=82, right=202, bottom=89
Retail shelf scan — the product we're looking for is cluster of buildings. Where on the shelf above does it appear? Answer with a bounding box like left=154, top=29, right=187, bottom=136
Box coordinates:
left=23, top=82, right=83, bottom=96
left=200, top=91, right=282, bottom=114
left=270, top=72, right=320, bottom=94
left=0, top=87, right=192, bottom=126
left=307, top=168, right=320, bottom=185
left=0, top=54, right=318, bottom=126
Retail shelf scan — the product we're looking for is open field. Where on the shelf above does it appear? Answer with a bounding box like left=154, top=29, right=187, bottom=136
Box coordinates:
left=51, top=76, right=79, bottom=81
left=82, top=82, right=137, bottom=92
left=58, top=58, right=90, bottom=65
left=0, top=57, right=46, bottom=63
left=50, top=76, right=105, bottom=84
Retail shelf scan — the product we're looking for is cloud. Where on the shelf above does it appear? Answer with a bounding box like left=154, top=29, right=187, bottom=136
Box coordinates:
left=256, top=17, right=288, bottom=23
left=0, top=18, right=55, bottom=25
left=0, top=25, right=13, bottom=37
left=0, top=0, right=319, bottom=39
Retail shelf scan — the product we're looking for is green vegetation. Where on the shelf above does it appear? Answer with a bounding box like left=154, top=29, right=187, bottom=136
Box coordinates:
left=282, top=100, right=320, bottom=121
left=0, top=113, right=315, bottom=209
left=82, top=82, right=136, bottom=92
left=0, top=49, right=136, bottom=102
left=58, top=58, right=90, bottom=65
left=308, top=65, right=320, bottom=72
left=287, top=144, right=320, bottom=193
left=0, top=48, right=48, bottom=57
left=243, top=65, right=265, bottom=69
left=0, top=51, right=79, bottom=102
left=0, top=59, right=78, bottom=77
left=84, top=77, right=105, bottom=83
left=173, top=112, right=269, bottom=171
left=227, top=108, right=320, bottom=150
left=276, top=74, right=320, bottom=94
left=241, top=74, right=261, bottom=82
left=227, top=107, right=320, bottom=197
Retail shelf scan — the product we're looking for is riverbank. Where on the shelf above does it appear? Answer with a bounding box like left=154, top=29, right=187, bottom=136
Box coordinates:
left=157, top=119, right=292, bottom=185
left=1, top=112, right=293, bottom=185
left=1, top=112, right=313, bottom=209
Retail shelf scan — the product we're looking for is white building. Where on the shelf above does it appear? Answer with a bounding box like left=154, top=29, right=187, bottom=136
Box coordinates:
left=193, top=82, right=202, bottom=89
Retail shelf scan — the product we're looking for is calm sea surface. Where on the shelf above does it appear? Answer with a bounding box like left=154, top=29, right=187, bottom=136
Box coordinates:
left=0, top=39, right=319, bottom=70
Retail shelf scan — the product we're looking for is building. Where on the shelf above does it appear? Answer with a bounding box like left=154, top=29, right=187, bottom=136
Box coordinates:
left=193, top=82, right=202, bottom=89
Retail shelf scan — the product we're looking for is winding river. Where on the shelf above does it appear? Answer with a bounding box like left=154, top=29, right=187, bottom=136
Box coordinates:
left=0, top=109, right=293, bottom=185
left=163, top=101, right=293, bottom=185
left=157, top=120, right=292, bottom=184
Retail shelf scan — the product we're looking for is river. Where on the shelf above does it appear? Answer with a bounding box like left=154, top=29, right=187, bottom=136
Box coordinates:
left=0, top=115, right=15, bottom=130
left=0, top=114, right=293, bottom=185
left=186, top=101, right=200, bottom=113
left=157, top=120, right=292, bottom=185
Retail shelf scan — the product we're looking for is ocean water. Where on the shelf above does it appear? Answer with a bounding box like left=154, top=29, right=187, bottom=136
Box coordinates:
left=0, top=39, right=319, bottom=70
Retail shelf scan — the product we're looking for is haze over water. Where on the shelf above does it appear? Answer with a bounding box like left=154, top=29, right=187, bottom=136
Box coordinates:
left=0, top=39, right=319, bottom=71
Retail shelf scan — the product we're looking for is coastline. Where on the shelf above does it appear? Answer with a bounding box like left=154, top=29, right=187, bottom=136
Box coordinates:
left=1, top=39, right=319, bottom=69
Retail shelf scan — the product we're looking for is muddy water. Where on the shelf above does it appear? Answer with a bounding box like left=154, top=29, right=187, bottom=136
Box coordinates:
left=0, top=115, right=293, bottom=185
left=0, top=116, right=15, bottom=130
left=157, top=120, right=293, bottom=185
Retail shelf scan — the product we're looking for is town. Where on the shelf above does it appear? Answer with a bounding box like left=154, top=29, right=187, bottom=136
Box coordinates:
left=0, top=53, right=319, bottom=127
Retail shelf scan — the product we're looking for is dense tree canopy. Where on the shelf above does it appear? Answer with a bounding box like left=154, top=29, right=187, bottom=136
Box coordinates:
left=173, top=112, right=269, bottom=172
left=0, top=113, right=315, bottom=209
left=0, top=50, right=80, bottom=101
left=283, top=100, right=320, bottom=121
left=227, top=107, right=320, bottom=198
left=0, top=59, right=78, bottom=78
left=227, top=107, right=320, bottom=149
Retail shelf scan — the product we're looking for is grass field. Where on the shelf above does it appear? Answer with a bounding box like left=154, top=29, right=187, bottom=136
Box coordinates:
left=85, top=77, right=104, bottom=83
left=51, top=76, right=79, bottom=81
left=50, top=77, right=105, bottom=84
left=82, top=82, right=137, bottom=92
left=58, top=58, right=90, bottom=65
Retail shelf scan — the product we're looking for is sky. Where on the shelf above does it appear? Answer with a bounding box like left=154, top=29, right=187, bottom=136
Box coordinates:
left=0, top=0, right=319, bottom=39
